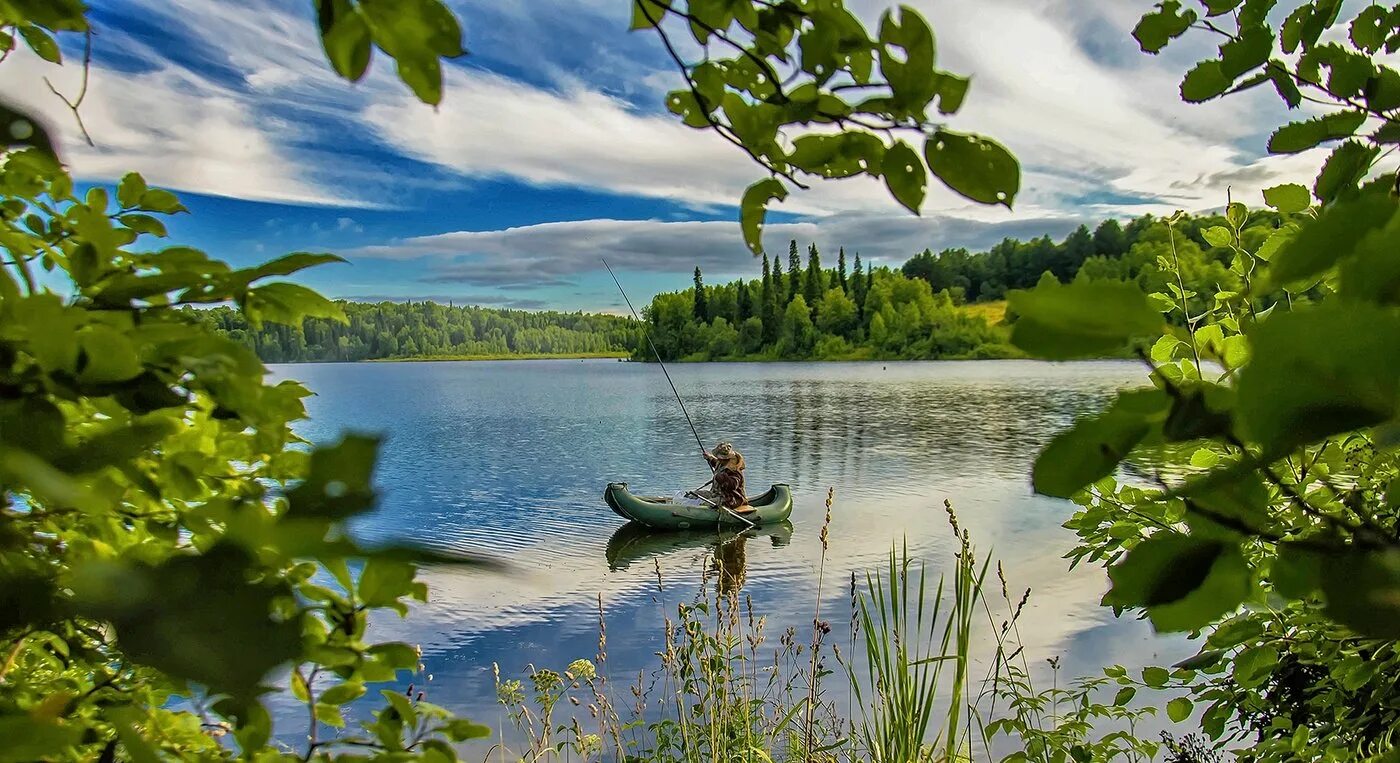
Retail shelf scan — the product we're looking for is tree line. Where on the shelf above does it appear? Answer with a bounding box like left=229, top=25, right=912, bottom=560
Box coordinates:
left=644, top=209, right=1261, bottom=362
left=200, top=300, right=641, bottom=362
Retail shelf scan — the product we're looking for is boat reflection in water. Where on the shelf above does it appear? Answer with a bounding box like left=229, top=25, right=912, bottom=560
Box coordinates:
left=605, top=520, right=794, bottom=595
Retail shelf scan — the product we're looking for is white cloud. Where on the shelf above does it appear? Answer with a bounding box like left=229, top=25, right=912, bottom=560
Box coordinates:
left=0, top=0, right=1339, bottom=222
left=347, top=212, right=1086, bottom=289
left=0, top=0, right=364, bottom=206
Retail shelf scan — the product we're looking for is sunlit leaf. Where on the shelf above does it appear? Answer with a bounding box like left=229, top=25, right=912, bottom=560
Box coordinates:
left=1267, top=111, right=1367, bottom=154
left=1314, top=140, right=1379, bottom=204
left=1007, top=280, right=1163, bottom=359
left=1235, top=301, right=1400, bottom=453
left=739, top=178, right=788, bottom=256
left=1033, top=388, right=1169, bottom=498
left=1105, top=535, right=1250, bottom=632
left=1261, top=183, right=1310, bottom=213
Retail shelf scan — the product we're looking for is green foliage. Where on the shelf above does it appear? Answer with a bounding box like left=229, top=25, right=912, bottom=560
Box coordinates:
left=314, top=0, right=467, bottom=105
left=634, top=1, right=1020, bottom=254
left=1039, top=3, right=1400, bottom=757
left=204, top=300, right=639, bottom=362
left=0, top=4, right=494, bottom=760
left=1007, top=280, right=1164, bottom=359
left=636, top=244, right=1007, bottom=362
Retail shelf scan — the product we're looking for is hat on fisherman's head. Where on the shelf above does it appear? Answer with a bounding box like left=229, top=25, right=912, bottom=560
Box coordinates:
left=712, top=441, right=744, bottom=469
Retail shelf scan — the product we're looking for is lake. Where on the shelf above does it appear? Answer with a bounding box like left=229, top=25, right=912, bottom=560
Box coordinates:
left=270, top=358, right=1188, bottom=746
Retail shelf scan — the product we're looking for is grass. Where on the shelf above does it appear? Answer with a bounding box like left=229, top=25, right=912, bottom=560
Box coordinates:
left=958, top=300, right=1008, bottom=326
left=483, top=495, right=1166, bottom=763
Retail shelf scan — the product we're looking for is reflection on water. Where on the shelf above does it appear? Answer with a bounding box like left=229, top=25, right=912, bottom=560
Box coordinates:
left=271, top=359, right=1189, bottom=742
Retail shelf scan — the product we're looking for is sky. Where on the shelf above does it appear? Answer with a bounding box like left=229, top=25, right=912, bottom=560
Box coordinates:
left=1, top=0, right=1332, bottom=312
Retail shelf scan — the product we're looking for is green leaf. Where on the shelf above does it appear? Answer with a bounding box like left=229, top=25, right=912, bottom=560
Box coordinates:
left=1272, top=543, right=1323, bottom=599
left=138, top=188, right=187, bottom=214
left=0, top=102, right=56, bottom=156
left=1339, top=208, right=1400, bottom=304
left=76, top=325, right=143, bottom=384
left=287, top=434, right=381, bottom=520
left=881, top=140, right=926, bottom=214
left=1267, top=111, right=1367, bottom=154
left=116, top=173, right=148, bottom=208
left=317, top=0, right=373, bottom=81
left=392, top=52, right=443, bottom=106
left=665, top=90, right=712, bottom=128
left=1180, top=60, right=1231, bottom=102
left=1133, top=1, right=1197, bottom=53
left=1350, top=5, right=1389, bottom=52
left=0, top=717, right=83, bottom=763
left=70, top=546, right=302, bottom=699
left=18, top=26, right=60, bottom=63
left=1219, top=25, right=1272, bottom=79
left=1200, top=0, right=1242, bottom=16
left=359, top=558, right=419, bottom=607
left=441, top=718, right=492, bottom=741
left=319, top=680, right=367, bottom=706
left=1321, top=549, right=1400, bottom=638
left=1267, top=62, right=1303, bottom=108
left=1105, top=535, right=1250, bottom=632
left=1267, top=191, right=1396, bottom=288
left=1113, top=686, right=1136, bottom=706
left=1235, top=301, right=1400, bottom=453
left=1163, top=387, right=1232, bottom=442
left=932, top=72, right=969, bottom=115
left=1262, top=183, right=1310, bottom=213
left=1167, top=697, right=1194, bottom=722
left=381, top=688, right=419, bottom=729
left=1201, top=226, right=1233, bottom=247
left=1182, top=471, right=1269, bottom=532
left=1032, top=389, right=1168, bottom=498
left=1315, top=140, right=1379, bottom=203
left=629, top=0, right=671, bottom=30
left=245, top=282, right=347, bottom=326
left=117, top=213, right=168, bottom=237
left=1007, top=280, right=1163, bottom=360
left=739, top=178, right=788, bottom=256
left=924, top=129, right=1019, bottom=207
left=1142, top=666, right=1170, bottom=688
left=877, top=6, right=937, bottom=108
left=251, top=251, right=347, bottom=280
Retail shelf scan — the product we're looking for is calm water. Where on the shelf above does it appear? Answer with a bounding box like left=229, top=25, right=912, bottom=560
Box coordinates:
left=269, top=359, right=1188, bottom=745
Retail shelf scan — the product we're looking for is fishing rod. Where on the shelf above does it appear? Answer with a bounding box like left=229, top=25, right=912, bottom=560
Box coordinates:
left=601, top=259, right=755, bottom=530
left=601, top=258, right=706, bottom=454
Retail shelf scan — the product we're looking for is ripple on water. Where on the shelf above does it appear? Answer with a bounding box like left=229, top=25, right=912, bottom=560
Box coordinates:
left=271, top=359, right=1190, bottom=739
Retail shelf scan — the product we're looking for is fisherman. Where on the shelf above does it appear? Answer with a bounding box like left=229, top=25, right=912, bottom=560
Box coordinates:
left=701, top=442, right=752, bottom=512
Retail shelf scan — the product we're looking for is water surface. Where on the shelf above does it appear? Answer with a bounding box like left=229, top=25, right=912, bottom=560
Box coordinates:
left=272, top=359, right=1187, bottom=742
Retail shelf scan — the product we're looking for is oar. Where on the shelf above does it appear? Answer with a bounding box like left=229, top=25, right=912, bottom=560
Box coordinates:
left=688, top=490, right=757, bottom=529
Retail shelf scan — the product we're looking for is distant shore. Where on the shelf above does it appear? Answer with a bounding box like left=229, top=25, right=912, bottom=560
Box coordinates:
left=367, top=352, right=630, bottom=363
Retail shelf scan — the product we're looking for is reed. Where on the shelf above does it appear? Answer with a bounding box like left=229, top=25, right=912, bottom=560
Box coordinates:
left=488, top=494, right=1160, bottom=763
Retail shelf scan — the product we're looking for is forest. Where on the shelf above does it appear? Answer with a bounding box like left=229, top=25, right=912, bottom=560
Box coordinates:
left=209, top=208, right=1264, bottom=366
left=643, top=209, right=1267, bottom=361
left=201, top=301, right=640, bottom=362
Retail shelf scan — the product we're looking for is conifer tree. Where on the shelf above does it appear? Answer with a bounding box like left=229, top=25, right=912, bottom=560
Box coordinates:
left=788, top=240, right=801, bottom=304
left=804, top=243, right=823, bottom=317
left=693, top=267, right=708, bottom=322
left=852, top=253, right=867, bottom=317
left=762, top=254, right=781, bottom=345
left=737, top=281, right=752, bottom=322
left=837, top=247, right=848, bottom=292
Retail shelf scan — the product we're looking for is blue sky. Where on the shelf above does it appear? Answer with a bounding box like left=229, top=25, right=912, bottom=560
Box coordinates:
left=4, top=0, right=1328, bottom=312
